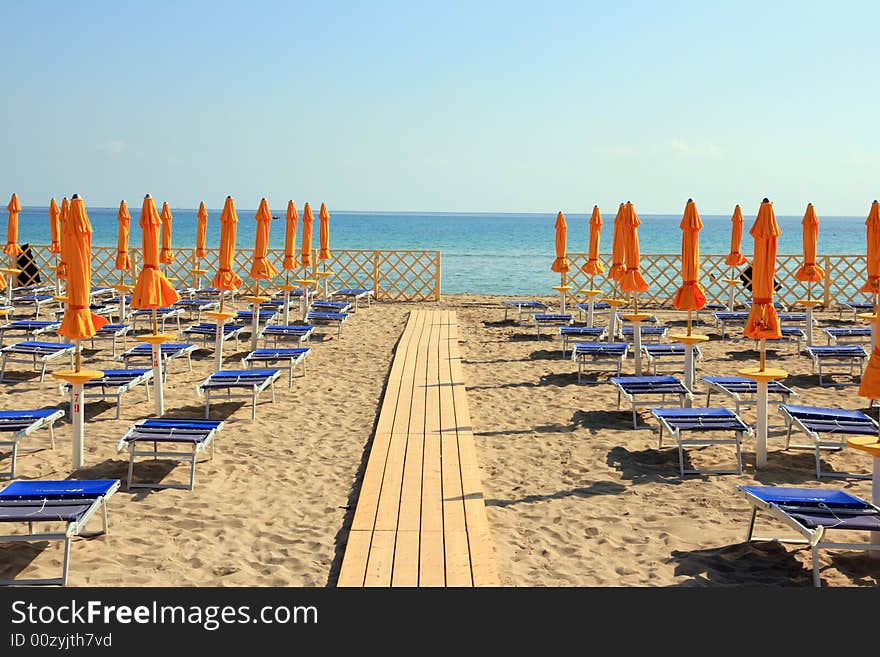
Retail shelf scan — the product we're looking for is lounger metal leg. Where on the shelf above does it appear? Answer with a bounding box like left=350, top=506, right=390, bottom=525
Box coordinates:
left=746, top=508, right=757, bottom=541
left=812, top=545, right=821, bottom=588
left=127, top=450, right=136, bottom=490
left=60, top=535, right=72, bottom=586
left=188, top=451, right=197, bottom=491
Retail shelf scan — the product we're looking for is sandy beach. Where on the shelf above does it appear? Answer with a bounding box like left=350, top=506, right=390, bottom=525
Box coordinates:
left=1, top=294, right=878, bottom=587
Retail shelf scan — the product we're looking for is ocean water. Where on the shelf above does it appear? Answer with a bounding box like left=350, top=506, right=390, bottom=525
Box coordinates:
left=11, top=206, right=873, bottom=295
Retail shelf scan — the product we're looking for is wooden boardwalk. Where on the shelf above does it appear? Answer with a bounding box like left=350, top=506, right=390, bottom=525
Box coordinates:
left=338, top=310, right=500, bottom=587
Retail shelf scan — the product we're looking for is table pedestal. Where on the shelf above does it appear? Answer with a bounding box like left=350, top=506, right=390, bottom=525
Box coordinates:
left=797, top=299, right=822, bottom=347
left=0, top=268, right=21, bottom=306
left=140, top=334, right=174, bottom=416
left=315, top=270, right=334, bottom=300
left=668, top=333, right=709, bottom=406
left=244, top=295, right=270, bottom=350
left=205, top=311, right=236, bottom=371
left=52, top=367, right=103, bottom=470
left=114, top=283, right=133, bottom=322
left=579, top=289, right=603, bottom=328
left=553, top=285, right=572, bottom=314
left=846, top=436, right=880, bottom=552
left=296, top=279, right=316, bottom=317
left=737, top=367, right=788, bottom=468
left=724, top=278, right=741, bottom=311
left=623, top=313, right=653, bottom=376
left=190, top=267, right=206, bottom=291
left=280, top=284, right=297, bottom=325
left=858, top=312, right=877, bottom=352
left=603, top=298, right=627, bottom=344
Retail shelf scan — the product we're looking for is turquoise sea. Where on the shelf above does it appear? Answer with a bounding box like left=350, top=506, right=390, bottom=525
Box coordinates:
left=12, top=206, right=874, bottom=295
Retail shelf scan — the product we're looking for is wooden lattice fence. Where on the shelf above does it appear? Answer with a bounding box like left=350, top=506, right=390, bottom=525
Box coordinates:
left=21, top=246, right=442, bottom=302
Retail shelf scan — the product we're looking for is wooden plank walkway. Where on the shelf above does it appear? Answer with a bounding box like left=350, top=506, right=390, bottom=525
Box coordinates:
left=338, top=309, right=500, bottom=587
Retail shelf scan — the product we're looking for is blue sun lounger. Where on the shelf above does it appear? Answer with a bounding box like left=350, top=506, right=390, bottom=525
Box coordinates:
left=837, top=299, right=875, bottom=321
left=116, top=418, right=224, bottom=491
left=615, top=312, right=658, bottom=325
left=0, top=320, right=60, bottom=346
left=610, top=375, right=693, bottom=428
left=260, top=324, right=314, bottom=347
left=532, top=313, right=573, bottom=338
left=234, top=309, right=278, bottom=326
left=12, top=284, right=52, bottom=297
left=571, top=342, right=628, bottom=383
left=13, top=295, right=56, bottom=319
left=0, top=479, right=120, bottom=586
left=739, top=485, right=880, bottom=587
left=181, top=323, right=244, bottom=346
left=309, top=300, right=352, bottom=314
left=0, top=341, right=75, bottom=382
left=651, top=407, right=751, bottom=476
left=775, top=326, right=807, bottom=353
left=88, top=323, right=130, bottom=357
left=89, top=286, right=115, bottom=303
left=702, top=375, right=799, bottom=414
left=305, top=311, right=349, bottom=338
left=823, top=327, right=872, bottom=346
left=198, top=369, right=281, bottom=420
left=130, top=306, right=183, bottom=332
left=712, top=312, right=748, bottom=339
left=575, top=301, right=611, bottom=321
left=559, top=326, right=606, bottom=357
left=0, top=409, right=65, bottom=479
left=502, top=300, right=549, bottom=323
left=620, top=325, right=668, bottom=343
left=117, top=343, right=196, bottom=373
left=242, top=347, right=310, bottom=387
left=58, top=369, right=153, bottom=420
left=642, top=343, right=703, bottom=376
left=174, top=298, right=220, bottom=321
left=253, top=297, right=298, bottom=316
left=331, top=288, right=374, bottom=311
left=778, top=404, right=877, bottom=479
left=804, top=345, right=868, bottom=386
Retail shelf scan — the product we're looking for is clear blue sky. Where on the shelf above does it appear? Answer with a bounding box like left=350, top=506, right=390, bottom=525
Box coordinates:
left=1, top=0, right=877, bottom=215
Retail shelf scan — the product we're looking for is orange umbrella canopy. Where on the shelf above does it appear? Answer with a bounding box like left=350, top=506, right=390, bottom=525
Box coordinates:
left=49, top=198, right=61, bottom=254
left=725, top=205, right=748, bottom=266
left=608, top=203, right=626, bottom=282
left=859, top=201, right=880, bottom=295
left=211, top=196, right=244, bottom=290
left=794, top=203, right=825, bottom=283
left=196, top=201, right=208, bottom=258
left=114, top=200, right=132, bottom=270
left=58, top=195, right=109, bottom=340
left=582, top=206, right=604, bottom=276
left=550, top=212, right=570, bottom=274
left=250, top=198, right=279, bottom=280
left=743, top=198, right=782, bottom=340
left=672, top=199, right=707, bottom=311
left=57, top=197, right=70, bottom=279
left=131, top=195, right=181, bottom=309
left=318, top=202, right=331, bottom=261
left=301, top=202, right=314, bottom=268
left=159, top=202, right=174, bottom=264
left=619, top=202, right=649, bottom=294
left=283, top=200, right=298, bottom=270
left=4, top=193, right=23, bottom=257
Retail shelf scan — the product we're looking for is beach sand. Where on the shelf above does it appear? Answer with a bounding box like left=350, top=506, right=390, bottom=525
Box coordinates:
left=1, top=294, right=878, bottom=587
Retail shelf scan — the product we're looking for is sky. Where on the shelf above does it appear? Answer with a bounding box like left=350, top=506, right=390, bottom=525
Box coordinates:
left=0, top=0, right=878, bottom=215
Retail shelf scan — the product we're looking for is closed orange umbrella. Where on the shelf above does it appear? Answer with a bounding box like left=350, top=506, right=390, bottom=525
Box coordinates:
left=550, top=212, right=570, bottom=274
left=212, top=196, right=244, bottom=291
left=672, top=198, right=706, bottom=311
left=619, top=202, right=648, bottom=294
left=159, top=202, right=174, bottom=264
left=49, top=198, right=61, bottom=254
left=196, top=201, right=208, bottom=258
left=58, top=195, right=108, bottom=341
left=725, top=205, right=748, bottom=266
left=859, top=200, right=880, bottom=296
left=319, top=202, right=331, bottom=261
left=743, top=198, right=782, bottom=340
left=250, top=198, right=279, bottom=281
left=131, top=195, right=181, bottom=309
left=794, top=203, right=825, bottom=284
left=608, top=203, right=626, bottom=284
left=114, top=200, right=131, bottom=270
left=582, top=206, right=604, bottom=276
left=283, top=200, right=298, bottom=270
left=57, top=197, right=70, bottom=280
left=301, top=202, right=314, bottom=268
left=4, top=193, right=23, bottom=257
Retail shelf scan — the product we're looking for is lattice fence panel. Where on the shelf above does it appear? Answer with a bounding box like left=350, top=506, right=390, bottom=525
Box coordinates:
left=376, top=251, right=441, bottom=301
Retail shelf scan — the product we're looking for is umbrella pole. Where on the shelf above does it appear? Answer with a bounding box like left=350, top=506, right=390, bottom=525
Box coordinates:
left=587, top=275, right=596, bottom=328
left=251, top=280, right=261, bottom=351
left=5, top=255, right=13, bottom=306
left=687, top=310, right=693, bottom=337
left=151, top=308, right=164, bottom=416
left=215, top=295, right=226, bottom=372
left=72, top=340, right=85, bottom=469
left=728, top=266, right=736, bottom=310
left=759, top=338, right=766, bottom=372
left=283, top=272, right=291, bottom=325
left=55, top=256, right=61, bottom=296
left=118, top=271, right=127, bottom=322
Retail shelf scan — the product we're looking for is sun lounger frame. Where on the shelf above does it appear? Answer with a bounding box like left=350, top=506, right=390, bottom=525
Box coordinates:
left=304, top=311, right=349, bottom=339
left=260, top=325, right=315, bottom=348
left=558, top=326, right=607, bottom=357
left=181, top=323, right=244, bottom=346
left=197, top=369, right=281, bottom=421
left=611, top=375, right=694, bottom=428
left=130, top=307, right=183, bottom=333
left=652, top=407, right=750, bottom=476
left=117, top=343, right=196, bottom=374
left=502, top=300, right=548, bottom=323
left=804, top=345, right=868, bottom=386
left=242, top=347, right=310, bottom=387
left=571, top=342, right=628, bottom=383
left=0, top=341, right=75, bottom=382
left=702, top=375, right=799, bottom=414
left=642, top=343, right=703, bottom=376
left=0, top=409, right=64, bottom=478
left=330, top=287, right=373, bottom=311
left=59, top=369, right=153, bottom=420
